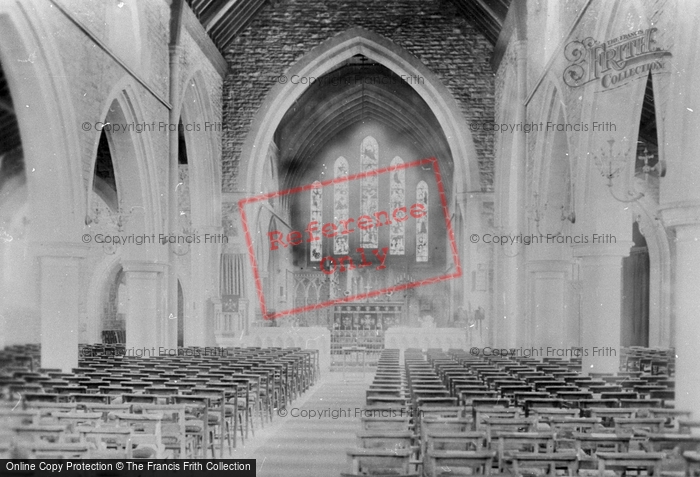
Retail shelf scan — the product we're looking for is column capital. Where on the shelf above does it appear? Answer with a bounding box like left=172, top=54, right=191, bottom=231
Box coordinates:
left=31, top=241, right=91, bottom=259
left=525, top=259, right=571, bottom=273
left=197, top=225, right=224, bottom=234
left=659, top=201, right=700, bottom=229
left=121, top=260, right=168, bottom=274
left=222, top=192, right=250, bottom=205
left=572, top=242, right=634, bottom=259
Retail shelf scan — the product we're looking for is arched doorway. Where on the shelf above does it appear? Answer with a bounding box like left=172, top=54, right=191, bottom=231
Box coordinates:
left=101, top=266, right=126, bottom=344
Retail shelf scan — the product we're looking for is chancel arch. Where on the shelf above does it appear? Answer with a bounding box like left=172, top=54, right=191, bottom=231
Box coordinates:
left=239, top=29, right=484, bottom=327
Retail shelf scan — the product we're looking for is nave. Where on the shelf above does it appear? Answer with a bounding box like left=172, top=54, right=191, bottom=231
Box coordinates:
left=2, top=343, right=698, bottom=475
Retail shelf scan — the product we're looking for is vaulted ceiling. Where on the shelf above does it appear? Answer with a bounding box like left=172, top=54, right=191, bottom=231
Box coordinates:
left=275, top=56, right=453, bottom=196
left=186, top=0, right=512, bottom=52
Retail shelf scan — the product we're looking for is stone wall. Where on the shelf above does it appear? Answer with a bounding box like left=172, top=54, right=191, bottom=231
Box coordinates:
left=222, top=0, right=496, bottom=192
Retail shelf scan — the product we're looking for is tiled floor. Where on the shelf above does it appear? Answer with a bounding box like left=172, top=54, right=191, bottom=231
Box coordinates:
left=229, top=371, right=373, bottom=476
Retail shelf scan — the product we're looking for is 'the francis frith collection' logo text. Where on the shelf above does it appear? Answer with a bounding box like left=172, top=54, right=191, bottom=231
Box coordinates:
left=563, top=28, right=671, bottom=90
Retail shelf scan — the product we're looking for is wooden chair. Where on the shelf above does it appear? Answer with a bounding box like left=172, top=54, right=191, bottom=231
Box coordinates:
left=492, top=431, right=555, bottom=472
left=530, top=407, right=579, bottom=421
left=22, top=392, right=59, bottom=403
left=76, top=426, right=133, bottom=458
left=484, top=417, right=537, bottom=441
left=122, top=394, right=159, bottom=404
left=648, top=409, right=692, bottom=431
left=590, top=408, right=637, bottom=427
left=595, top=451, right=665, bottom=476
left=425, top=430, right=487, bottom=453
left=171, top=395, right=215, bottom=459
left=613, top=417, right=665, bottom=435
left=69, top=393, right=111, bottom=404
left=683, top=451, right=700, bottom=476
left=47, top=411, right=104, bottom=434
left=132, top=404, right=190, bottom=458
left=109, top=412, right=164, bottom=458
left=548, top=417, right=602, bottom=435
left=506, top=452, right=578, bottom=476
left=356, top=430, right=414, bottom=450
left=473, top=407, right=522, bottom=430
left=29, top=443, right=91, bottom=459
left=361, top=416, right=412, bottom=432
left=11, top=424, right=68, bottom=443
left=0, top=409, right=39, bottom=425
left=572, top=431, right=632, bottom=455
left=419, top=405, right=467, bottom=421
left=424, top=450, right=496, bottom=476
left=343, top=448, right=416, bottom=476
left=646, top=434, right=700, bottom=454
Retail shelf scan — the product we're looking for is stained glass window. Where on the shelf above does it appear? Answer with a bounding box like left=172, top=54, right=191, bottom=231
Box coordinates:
left=360, top=136, right=379, bottom=248
left=310, top=181, right=322, bottom=262
left=334, top=157, right=349, bottom=255
left=416, top=181, right=429, bottom=262
left=389, top=156, right=405, bottom=255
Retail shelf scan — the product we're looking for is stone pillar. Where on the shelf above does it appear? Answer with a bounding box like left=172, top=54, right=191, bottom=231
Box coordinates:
left=661, top=215, right=700, bottom=414
left=37, top=243, right=88, bottom=372
left=526, top=260, right=571, bottom=348
left=186, top=225, right=222, bottom=347
left=658, top=1, right=700, bottom=417
left=497, top=40, right=528, bottom=348
left=573, top=244, right=632, bottom=374
left=122, top=261, right=167, bottom=354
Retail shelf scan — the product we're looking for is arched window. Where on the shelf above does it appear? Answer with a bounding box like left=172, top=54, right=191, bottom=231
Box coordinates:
left=360, top=136, right=379, bottom=248
left=310, top=181, right=323, bottom=261
left=389, top=156, right=405, bottom=255
left=334, top=157, right=349, bottom=255
left=416, top=181, right=429, bottom=262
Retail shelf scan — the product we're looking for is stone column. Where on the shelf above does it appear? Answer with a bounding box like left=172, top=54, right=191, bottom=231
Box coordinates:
left=658, top=1, right=700, bottom=417
left=498, top=40, right=528, bottom=348
left=122, top=261, right=167, bottom=355
left=573, top=243, right=632, bottom=374
left=36, top=243, right=88, bottom=372
left=660, top=214, right=700, bottom=414
left=186, top=225, right=223, bottom=347
left=526, top=260, right=571, bottom=348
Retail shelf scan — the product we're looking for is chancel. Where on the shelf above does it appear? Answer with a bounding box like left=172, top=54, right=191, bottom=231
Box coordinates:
left=1, top=0, right=699, bottom=475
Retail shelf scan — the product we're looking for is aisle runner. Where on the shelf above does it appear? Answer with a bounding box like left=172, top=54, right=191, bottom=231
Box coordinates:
left=231, top=372, right=373, bottom=477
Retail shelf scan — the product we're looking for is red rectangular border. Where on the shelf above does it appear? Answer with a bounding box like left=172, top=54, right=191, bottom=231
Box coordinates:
left=238, top=157, right=462, bottom=320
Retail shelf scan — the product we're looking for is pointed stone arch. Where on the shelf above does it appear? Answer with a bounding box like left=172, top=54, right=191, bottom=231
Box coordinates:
left=241, top=27, right=481, bottom=197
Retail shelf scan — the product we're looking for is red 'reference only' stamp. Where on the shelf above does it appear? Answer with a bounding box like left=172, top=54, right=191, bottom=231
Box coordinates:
left=239, top=157, right=461, bottom=320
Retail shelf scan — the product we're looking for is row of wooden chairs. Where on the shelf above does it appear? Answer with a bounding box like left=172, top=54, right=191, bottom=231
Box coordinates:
left=1, top=344, right=320, bottom=459
left=344, top=349, right=419, bottom=476
left=344, top=347, right=694, bottom=476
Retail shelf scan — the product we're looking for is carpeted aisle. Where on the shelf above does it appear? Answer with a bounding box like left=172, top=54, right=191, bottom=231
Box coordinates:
left=230, top=371, right=373, bottom=476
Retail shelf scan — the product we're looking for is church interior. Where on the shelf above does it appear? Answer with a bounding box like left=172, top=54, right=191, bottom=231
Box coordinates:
left=1, top=0, right=700, bottom=474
